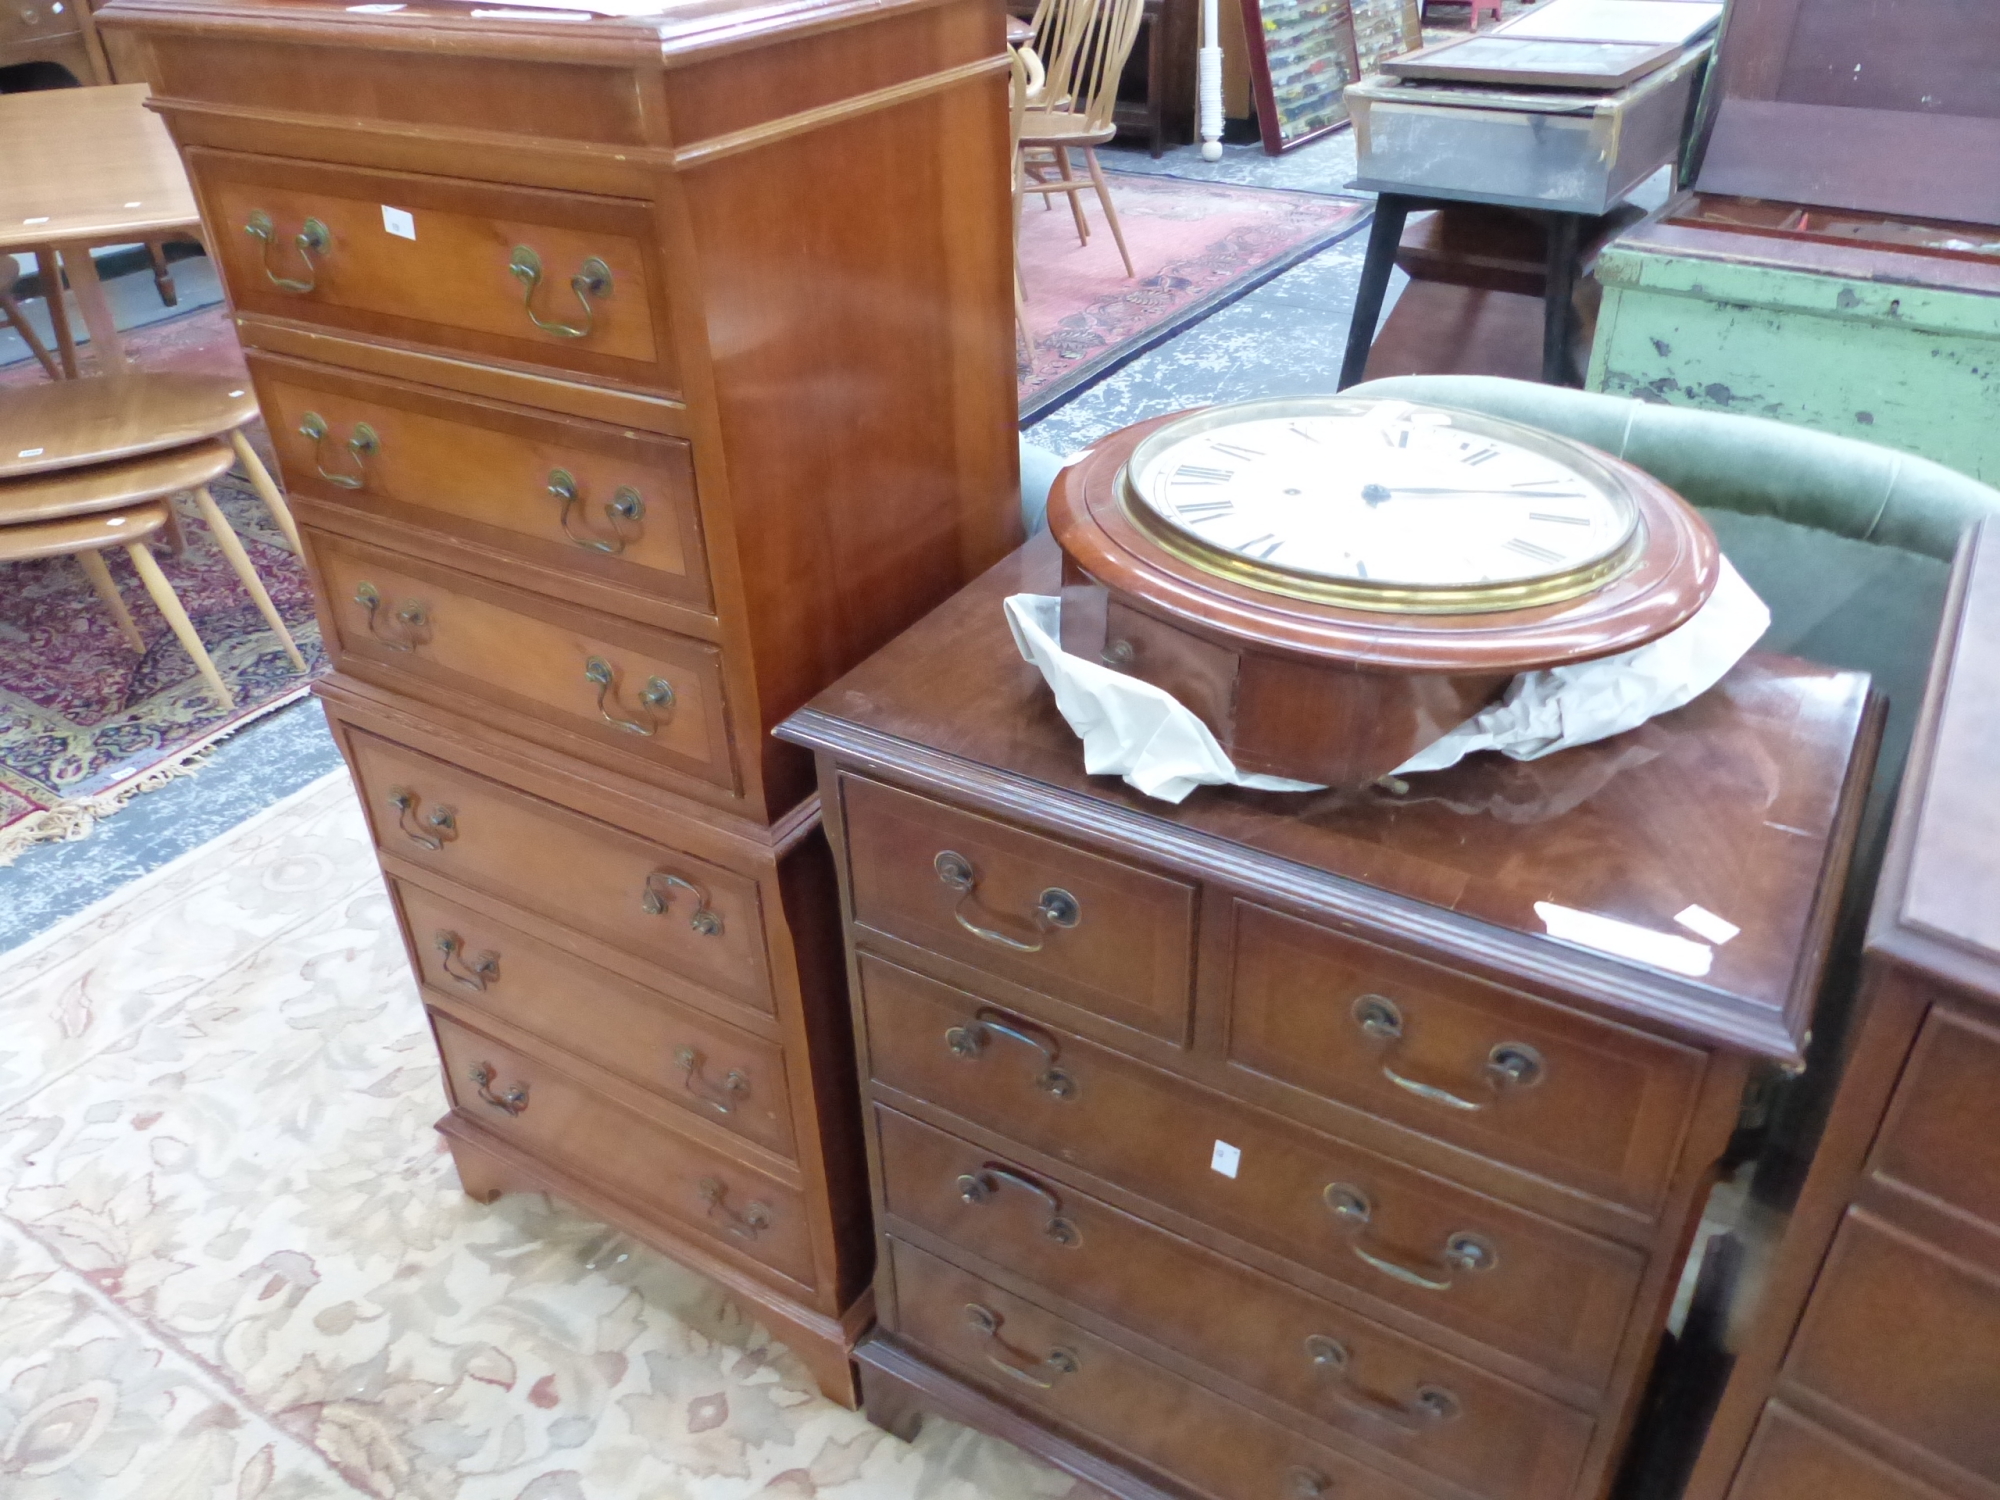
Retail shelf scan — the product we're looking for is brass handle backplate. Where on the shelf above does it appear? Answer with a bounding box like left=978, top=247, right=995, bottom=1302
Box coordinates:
left=548, top=468, right=646, bottom=554
left=641, top=872, right=723, bottom=936
left=434, top=931, right=499, bottom=991
left=1302, top=1334, right=1461, bottom=1433
left=297, top=411, right=377, bottom=489
left=676, top=1046, right=748, bottom=1114
left=1352, top=994, right=1545, bottom=1112
left=946, top=1008, right=1077, bottom=1099
left=933, top=849, right=1079, bottom=953
left=353, top=581, right=429, bottom=652
left=386, top=787, right=456, bottom=850
left=1323, top=1183, right=1497, bottom=1292
left=958, top=1163, right=1080, bottom=1246
left=510, top=246, right=612, bottom=339
left=699, top=1177, right=771, bottom=1239
left=585, top=656, right=674, bottom=736
left=246, top=209, right=331, bottom=293
left=964, top=1302, right=1079, bottom=1389
left=468, top=1063, right=528, bottom=1115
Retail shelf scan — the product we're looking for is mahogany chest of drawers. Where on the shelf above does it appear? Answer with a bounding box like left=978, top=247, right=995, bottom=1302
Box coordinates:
left=778, top=533, right=1882, bottom=1499
left=1682, top=521, right=2000, bottom=1500
left=100, top=0, right=1022, bottom=1403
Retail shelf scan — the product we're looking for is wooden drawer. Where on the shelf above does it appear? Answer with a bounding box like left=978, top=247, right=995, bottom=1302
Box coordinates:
left=397, top=879, right=794, bottom=1157
left=876, top=1106, right=1594, bottom=1500
left=1869, top=1005, right=2000, bottom=1239
left=432, top=1011, right=814, bottom=1286
left=190, top=148, right=673, bottom=391
left=1230, top=902, right=1707, bottom=1215
left=250, top=354, right=711, bottom=612
left=310, top=529, right=735, bottom=794
left=1728, top=1404, right=1950, bottom=1500
left=2, top=0, right=79, bottom=44
left=1782, top=1211, right=2000, bottom=1487
left=887, top=1237, right=1432, bottom=1500
left=839, top=774, right=1197, bottom=1044
left=861, top=953, right=1645, bottom=1390
left=344, top=728, right=773, bottom=1013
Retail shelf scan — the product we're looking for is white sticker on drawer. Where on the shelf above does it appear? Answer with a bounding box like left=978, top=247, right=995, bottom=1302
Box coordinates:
left=381, top=206, right=416, bottom=241
left=1210, top=1140, right=1241, bottom=1179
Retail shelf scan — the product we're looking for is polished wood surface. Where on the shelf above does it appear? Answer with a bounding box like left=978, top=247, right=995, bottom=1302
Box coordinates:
left=0, top=439, right=233, bottom=522
left=0, top=496, right=171, bottom=560
left=0, top=82, right=196, bottom=250
left=1681, top=520, right=2000, bottom=1500
left=0, top=374, right=258, bottom=479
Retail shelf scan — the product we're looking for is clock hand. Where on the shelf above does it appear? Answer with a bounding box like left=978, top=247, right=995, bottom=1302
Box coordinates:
left=1366, top=485, right=1588, bottom=500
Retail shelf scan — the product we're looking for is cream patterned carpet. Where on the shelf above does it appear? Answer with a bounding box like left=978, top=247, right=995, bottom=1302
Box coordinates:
left=0, top=772, right=1083, bottom=1500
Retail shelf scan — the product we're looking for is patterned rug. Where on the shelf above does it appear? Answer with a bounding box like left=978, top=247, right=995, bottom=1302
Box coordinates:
left=1017, top=171, right=1369, bottom=420
left=0, top=773, right=1084, bottom=1500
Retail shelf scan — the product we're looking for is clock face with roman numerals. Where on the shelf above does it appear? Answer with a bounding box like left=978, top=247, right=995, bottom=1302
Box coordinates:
left=1121, top=397, right=1644, bottom=612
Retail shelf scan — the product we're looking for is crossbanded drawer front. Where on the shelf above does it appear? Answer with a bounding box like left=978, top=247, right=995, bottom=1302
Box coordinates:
left=1230, top=901, right=1706, bottom=1215
left=1780, top=1211, right=2000, bottom=1488
left=839, top=774, right=1197, bottom=1044
left=1728, top=1404, right=1950, bottom=1500
left=398, top=880, right=795, bottom=1157
left=345, top=728, right=774, bottom=1013
left=888, top=1237, right=1431, bottom=1500
left=311, top=530, right=735, bottom=793
left=251, top=356, right=711, bottom=611
left=860, top=953, right=1643, bottom=1390
left=1868, top=1005, right=2000, bottom=1239
left=876, top=1106, right=1594, bottom=1500
left=433, top=1011, right=815, bottom=1286
left=191, top=148, right=674, bottom=390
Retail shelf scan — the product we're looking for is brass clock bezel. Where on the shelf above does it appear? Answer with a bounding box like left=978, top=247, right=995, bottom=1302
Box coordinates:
left=1118, top=395, right=1648, bottom=616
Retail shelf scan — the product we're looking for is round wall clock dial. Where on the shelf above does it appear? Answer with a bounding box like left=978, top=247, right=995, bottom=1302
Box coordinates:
left=1046, top=396, right=1720, bottom=788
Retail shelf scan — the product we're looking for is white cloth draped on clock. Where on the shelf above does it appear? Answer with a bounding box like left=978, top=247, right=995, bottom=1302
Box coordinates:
left=1004, top=557, right=1771, bottom=804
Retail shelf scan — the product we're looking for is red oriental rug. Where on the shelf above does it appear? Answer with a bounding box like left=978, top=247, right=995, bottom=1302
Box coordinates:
left=1017, top=171, right=1369, bottom=420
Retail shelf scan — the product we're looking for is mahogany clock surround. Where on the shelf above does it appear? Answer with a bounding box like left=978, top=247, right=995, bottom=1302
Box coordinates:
left=1047, top=404, right=1721, bottom=788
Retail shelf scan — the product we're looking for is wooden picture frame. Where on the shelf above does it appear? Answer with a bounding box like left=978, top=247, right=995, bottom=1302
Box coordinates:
left=1349, top=0, right=1423, bottom=79
left=1239, top=0, right=1359, bottom=154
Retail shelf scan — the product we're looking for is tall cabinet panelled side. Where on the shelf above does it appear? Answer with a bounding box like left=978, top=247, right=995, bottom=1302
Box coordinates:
left=778, top=532, right=1881, bottom=1500
left=1682, top=522, right=2000, bottom=1500
left=97, top=0, right=1023, bottom=1405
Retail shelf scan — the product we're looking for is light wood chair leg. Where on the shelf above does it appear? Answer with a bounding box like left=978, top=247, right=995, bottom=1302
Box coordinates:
left=1054, top=147, right=1091, bottom=245
left=1084, top=148, right=1136, bottom=278
left=62, top=246, right=131, bottom=375
left=147, top=242, right=178, bottom=307
left=228, top=430, right=302, bottom=555
left=188, top=484, right=307, bottom=673
left=75, top=550, right=145, bottom=652
left=34, top=250, right=78, bottom=379
left=125, top=541, right=235, bottom=709
left=0, top=289, right=62, bottom=380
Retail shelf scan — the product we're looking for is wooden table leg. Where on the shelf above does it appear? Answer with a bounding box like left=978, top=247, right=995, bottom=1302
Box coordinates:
left=60, top=245, right=131, bottom=374
left=1541, top=211, right=1582, bottom=387
left=34, top=249, right=78, bottom=378
left=1338, top=194, right=1413, bottom=390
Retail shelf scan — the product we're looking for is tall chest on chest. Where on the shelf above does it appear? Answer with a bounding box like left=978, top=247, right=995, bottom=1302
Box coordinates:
left=779, top=536, right=1881, bottom=1500
left=99, top=0, right=1023, bottom=1404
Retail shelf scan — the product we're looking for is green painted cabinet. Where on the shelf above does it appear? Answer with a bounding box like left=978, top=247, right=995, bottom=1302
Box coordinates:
left=1587, top=221, right=2000, bottom=484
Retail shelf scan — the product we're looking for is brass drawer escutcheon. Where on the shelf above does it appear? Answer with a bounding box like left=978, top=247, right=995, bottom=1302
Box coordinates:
left=547, top=468, right=646, bottom=554
left=1352, top=994, right=1545, bottom=1112
left=957, top=1163, right=1080, bottom=1246
left=640, top=872, right=722, bottom=935
left=1301, top=1334, right=1462, bottom=1433
left=385, top=786, right=456, bottom=849
left=945, top=1008, right=1078, bottom=1099
left=298, top=411, right=377, bottom=490
left=964, top=1301, right=1079, bottom=1389
left=698, top=1176, right=771, bottom=1239
left=585, top=656, right=674, bottom=736
left=675, top=1046, right=748, bottom=1114
left=933, top=848, right=1080, bottom=953
left=467, top=1062, right=528, bottom=1115
left=245, top=209, right=331, bottom=293
left=509, top=245, right=612, bottom=339
left=434, top=931, right=500, bottom=991
left=353, top=581, right=429, bottom=652
left=1323, top=1182, right=1498, bottom=1292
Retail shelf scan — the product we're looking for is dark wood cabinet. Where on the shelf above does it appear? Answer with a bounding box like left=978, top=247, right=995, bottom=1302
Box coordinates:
left=1682, top=520, right=2000, bottom=1500
left=779, top=531, right=1881, bottom=1499
left=101, top=0, right=1024, bottom=1404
